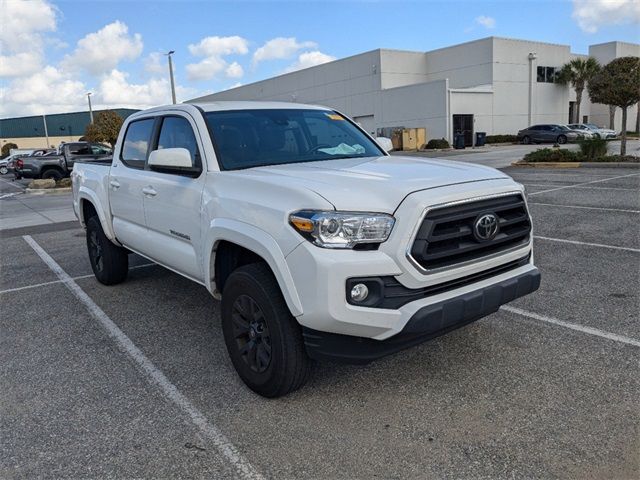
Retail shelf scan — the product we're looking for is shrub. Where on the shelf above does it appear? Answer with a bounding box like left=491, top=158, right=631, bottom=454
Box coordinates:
left=485, top=134, right=518, bottom=144
left=578, top=138, right=608, bottom=160
left=424, top=138, right=450, bottom=149
left=522, top=148, right=581, bottom=163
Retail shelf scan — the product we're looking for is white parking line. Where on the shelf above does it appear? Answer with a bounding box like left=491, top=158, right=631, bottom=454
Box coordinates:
left=502, top=305, right=640, bottom=348
left=534, top=235, right=640, bottom=253
left=0, top=263, right=157, bottom=295
left=527, top=173, right=640, bottom=196
left=0, top=177, right=25, bottom=190
left=22, top=235, right=263, bottom=480
left=528, top=203, right=640, bottom=214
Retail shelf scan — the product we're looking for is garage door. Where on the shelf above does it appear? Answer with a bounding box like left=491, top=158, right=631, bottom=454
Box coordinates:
left=353, top=115, right=375, bottom=136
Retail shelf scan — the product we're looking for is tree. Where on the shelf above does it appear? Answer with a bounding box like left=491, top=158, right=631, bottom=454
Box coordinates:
left=589, top=56, right=640, bottom=156
left=557, top=57, right=601, bottom=124
left=1, top=142, right=18, bottom=158
left=84, top=110, right=124, bottom=147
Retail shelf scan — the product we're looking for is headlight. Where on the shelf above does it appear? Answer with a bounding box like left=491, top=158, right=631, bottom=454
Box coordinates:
left=289, top=210, right=395, bottom=248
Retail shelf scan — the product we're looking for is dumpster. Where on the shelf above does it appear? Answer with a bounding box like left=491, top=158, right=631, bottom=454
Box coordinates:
left=454, top=133, right=465, bottom=149
left=475, top=132, right=487, bottom=147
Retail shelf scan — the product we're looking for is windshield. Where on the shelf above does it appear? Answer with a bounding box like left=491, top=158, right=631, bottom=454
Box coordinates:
left=585, top=124, right=600, bottom=130
left=204, top=109, right=384, bottom=170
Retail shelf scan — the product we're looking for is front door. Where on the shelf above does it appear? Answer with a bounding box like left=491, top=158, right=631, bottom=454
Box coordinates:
left=110, top=117, right=155, bottom=250
left=141, top=114, right=205, bottom=282
left=453, top=114, right=474, bottom=146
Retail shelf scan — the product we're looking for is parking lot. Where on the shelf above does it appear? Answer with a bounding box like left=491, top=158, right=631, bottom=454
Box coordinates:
left=1, top=166, right=638, bottom=479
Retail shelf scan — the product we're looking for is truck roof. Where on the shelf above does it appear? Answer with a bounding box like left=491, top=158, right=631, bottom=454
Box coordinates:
left=131, top=101, right=332, bottom=118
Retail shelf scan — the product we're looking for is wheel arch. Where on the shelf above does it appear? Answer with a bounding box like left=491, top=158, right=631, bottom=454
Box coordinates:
left=77, top=189, right=117, bottom=242
left=204, top=219, right=303, bottom=317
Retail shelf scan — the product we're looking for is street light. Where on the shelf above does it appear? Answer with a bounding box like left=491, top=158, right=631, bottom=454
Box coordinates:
left=87, top=92, right=94, bottom=123
left=165, top=50, right=177, bottom=104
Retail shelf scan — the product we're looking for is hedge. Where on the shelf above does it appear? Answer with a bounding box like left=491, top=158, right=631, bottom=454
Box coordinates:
left=485, top=134, right=518, bottom=144
left=424, top=138, right=450, bottom=149
left=522, top=148, right=639, bottom=163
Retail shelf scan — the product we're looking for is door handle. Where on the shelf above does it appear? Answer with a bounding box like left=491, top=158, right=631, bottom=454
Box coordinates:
left=109, top=179, right=120, bottom=189
left=142, top=186, right=157, bottom=197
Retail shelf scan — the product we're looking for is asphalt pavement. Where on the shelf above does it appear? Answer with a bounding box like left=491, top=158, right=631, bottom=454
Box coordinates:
left=1, top=166, right=639, bottom=479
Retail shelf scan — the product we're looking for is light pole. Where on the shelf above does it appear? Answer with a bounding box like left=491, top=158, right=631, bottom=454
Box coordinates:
left=87, top=92, right=94, bottom=123
left=166, top=50, right=177, bottom=104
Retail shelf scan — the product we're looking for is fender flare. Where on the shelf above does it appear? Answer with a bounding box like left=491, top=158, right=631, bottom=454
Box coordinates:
left=204, top=219, right=303, bottom=317
left=77, top=187, right=117, bottom=242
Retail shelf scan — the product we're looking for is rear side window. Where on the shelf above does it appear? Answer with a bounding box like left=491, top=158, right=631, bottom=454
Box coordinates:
left=121, top=118, right=154, bottom=169
left=156, top=116, right=201, bottom=168
left=68, top=144, right=91, bottom=155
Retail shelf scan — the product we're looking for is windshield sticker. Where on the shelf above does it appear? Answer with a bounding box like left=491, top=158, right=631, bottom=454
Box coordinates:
left=325, top=113, right=344, bottom=121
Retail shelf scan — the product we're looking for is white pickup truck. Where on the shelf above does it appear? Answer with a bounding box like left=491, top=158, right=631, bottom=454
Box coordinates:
left=72, top=102, right=540, bottom=397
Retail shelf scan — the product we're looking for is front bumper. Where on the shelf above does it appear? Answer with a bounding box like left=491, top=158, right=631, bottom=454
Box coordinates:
left=303, top=267, right=540, bottom=364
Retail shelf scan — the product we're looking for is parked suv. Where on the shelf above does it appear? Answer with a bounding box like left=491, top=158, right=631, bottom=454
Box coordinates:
left=72, top=102, right=540, bottom=397
left=517, top=124, right=582, bottom=144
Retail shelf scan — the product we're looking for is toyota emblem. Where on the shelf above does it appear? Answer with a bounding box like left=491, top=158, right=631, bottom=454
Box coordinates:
left=474, top=213, right=499, bottom=241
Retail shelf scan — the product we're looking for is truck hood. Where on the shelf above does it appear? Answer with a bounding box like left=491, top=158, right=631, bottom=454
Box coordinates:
left=249, top=155, right=510, bottom=212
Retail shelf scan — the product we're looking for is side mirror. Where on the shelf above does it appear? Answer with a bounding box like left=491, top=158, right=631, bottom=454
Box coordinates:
left=148, top=148, right=201, bottom=177
left=376, top=137, right=393, bottom=152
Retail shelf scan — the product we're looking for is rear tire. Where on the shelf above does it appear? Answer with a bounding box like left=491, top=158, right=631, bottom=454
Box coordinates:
left=86, top=216, right=128, bottom=285
left=221, top=263, right=311, bottom=397
left=557, top=135, right=567, bottom=145
left=41, top=169, right=63, bottom=181
left=521, top=136, right=531, bottom=145
left=0, top=166, right=8, bottom=175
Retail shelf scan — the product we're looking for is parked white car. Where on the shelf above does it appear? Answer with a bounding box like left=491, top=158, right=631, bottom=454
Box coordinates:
left=72, top=102, right=540, bottom=397
left=568, top=123, right=617, bottom=139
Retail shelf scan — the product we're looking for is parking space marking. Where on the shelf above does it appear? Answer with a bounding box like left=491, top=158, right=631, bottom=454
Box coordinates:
left=503, top=306, right=640, bottom=348
left=534, top=235, right=640, bottom=253
left=528, top=203, right=640, bottom=214
left=0, top=263, right=157, bottom=295
left=0, top=192, right=22, bottom=199
left=0, top=177, right=25, bottom=190
left=527, top=173, right=640, bottom=196
left=22, top=235, right=263, bottom=480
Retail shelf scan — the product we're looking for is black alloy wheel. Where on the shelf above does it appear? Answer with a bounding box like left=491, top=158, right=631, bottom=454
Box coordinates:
left=231, top=294, right=272, bottom=373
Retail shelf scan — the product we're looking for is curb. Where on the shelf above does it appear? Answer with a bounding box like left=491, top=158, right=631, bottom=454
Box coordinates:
left=511, top=161, right=640, bottom=169
left=25, top=187, right=72, bottom=195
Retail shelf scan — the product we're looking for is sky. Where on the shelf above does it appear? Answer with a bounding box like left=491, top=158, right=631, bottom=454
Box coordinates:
left=1, top=0, right=639, bottom=118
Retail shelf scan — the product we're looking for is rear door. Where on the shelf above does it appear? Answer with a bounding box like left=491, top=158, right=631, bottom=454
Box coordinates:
left=109, top=117, right=155, bottom=250
left=141, top=114, right=206, bottom=281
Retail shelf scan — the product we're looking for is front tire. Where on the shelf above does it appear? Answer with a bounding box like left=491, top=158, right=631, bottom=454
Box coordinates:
left=557, top=135, right=567, bottom=145
left=86, top=216, right=128, bottom=285
left=221, top=263, right=311, bottom=397
left=521, top=135, right=531, bottom=145
left=0, top=166, right=8, bottom=175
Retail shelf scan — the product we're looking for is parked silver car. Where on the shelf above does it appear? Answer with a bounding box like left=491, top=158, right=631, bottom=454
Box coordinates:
left=517, top=124, right=582, bottom=145
left=567, top=123, right=617, bottom=139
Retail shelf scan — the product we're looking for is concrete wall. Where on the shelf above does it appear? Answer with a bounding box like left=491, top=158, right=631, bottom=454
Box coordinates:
left=422, top=37, right=493, bottom=88
left=377, top=79, right=448, bottom=140
left=450, top=89, right=494, bottom=140
left=589, top=42, right=640, bottom=132
left=379, top=49, right=429, bottom=89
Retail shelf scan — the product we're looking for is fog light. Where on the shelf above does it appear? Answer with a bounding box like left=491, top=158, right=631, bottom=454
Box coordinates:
left=350, top=283, right=369, bottom=302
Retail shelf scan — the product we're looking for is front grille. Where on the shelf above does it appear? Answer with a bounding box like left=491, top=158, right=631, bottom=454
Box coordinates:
left=409, top=194, right=531, bottom=270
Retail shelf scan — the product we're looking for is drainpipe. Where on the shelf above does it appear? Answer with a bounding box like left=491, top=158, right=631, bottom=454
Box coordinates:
left=528, top=52, right=537, bottom=126
left=446, top=78, right=451, bottom=144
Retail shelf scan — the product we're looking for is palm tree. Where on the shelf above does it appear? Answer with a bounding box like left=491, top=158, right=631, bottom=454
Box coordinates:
left=557, top=57, right=601, bottom=124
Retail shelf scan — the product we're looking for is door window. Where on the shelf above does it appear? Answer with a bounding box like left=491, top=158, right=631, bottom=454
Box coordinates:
left=156, top=116, right=201, bottom=169
left=121, top=118, right=155, bottom=169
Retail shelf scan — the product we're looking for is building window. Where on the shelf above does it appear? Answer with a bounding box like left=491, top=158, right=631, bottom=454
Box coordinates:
left=537, top=66, right=557, bottom=83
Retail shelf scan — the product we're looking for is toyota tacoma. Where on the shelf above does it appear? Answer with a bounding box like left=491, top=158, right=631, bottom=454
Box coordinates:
left=72, top=102, right=540, bottom=397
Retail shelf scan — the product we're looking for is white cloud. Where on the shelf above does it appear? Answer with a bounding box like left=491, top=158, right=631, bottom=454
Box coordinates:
left=62, top=21, right=143, bottom=75
left=572, top=0, right=640, bottom=33
left=0, top=66, right=86, bottom=117
left=144, top=52, right=166, bottom=75
left=252, top=37, right=317, bottom=64
left=475, top=15, right=496, bottom=29
left=284, top=51, right=336, bottom=73
left=188, top=35, right=249, bottom=57
left=225, top=62, right=244, bottom=78
left=186, top=35, right=249, bottom=81
left=0, top=0, right=57, bottom=53
left=0, top=51, right=43, bottom=77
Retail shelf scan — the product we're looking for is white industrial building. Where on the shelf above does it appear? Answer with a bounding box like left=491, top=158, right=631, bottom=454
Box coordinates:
left=189, top=37, right=639, bottom=146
